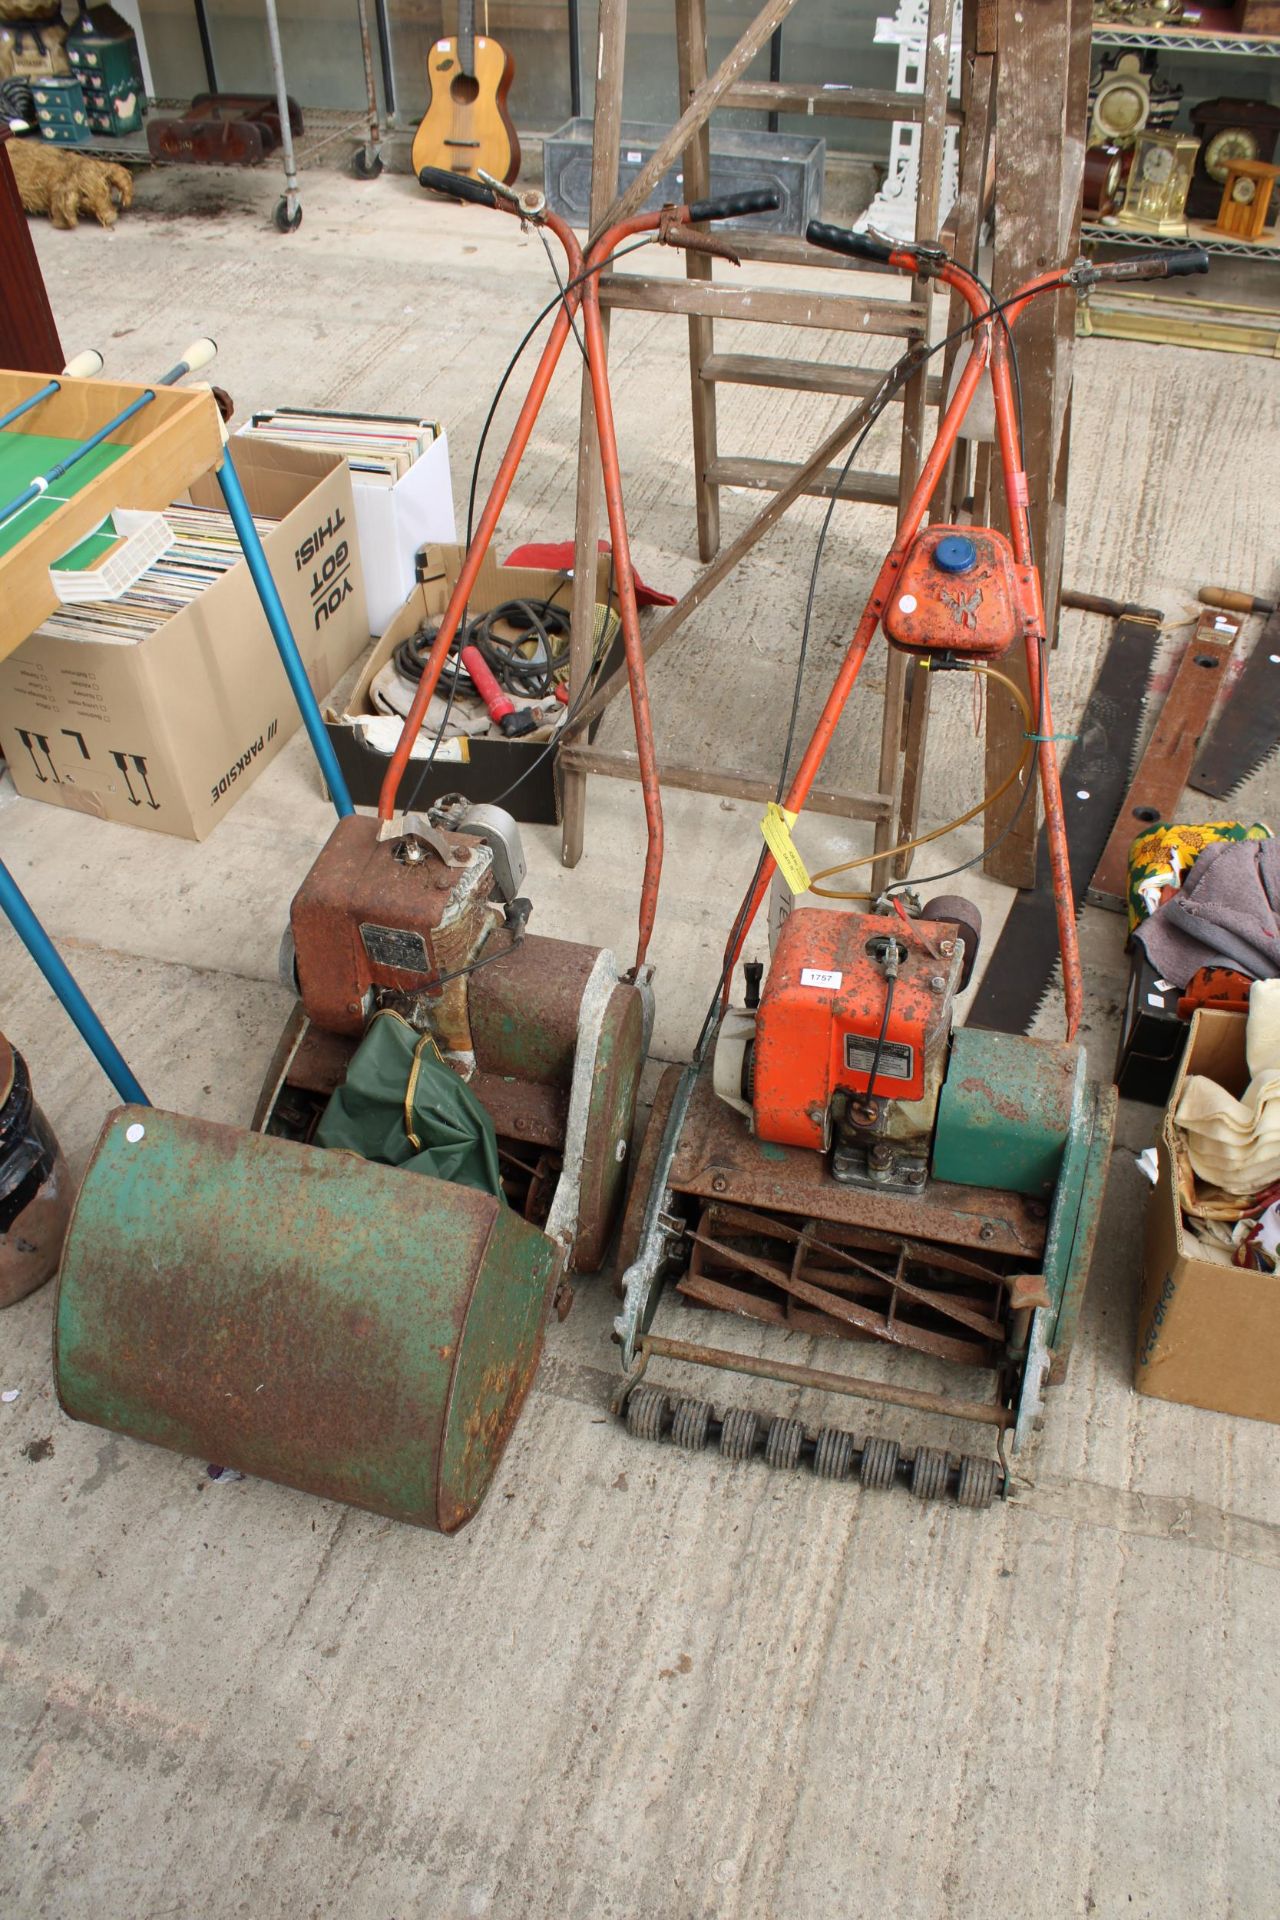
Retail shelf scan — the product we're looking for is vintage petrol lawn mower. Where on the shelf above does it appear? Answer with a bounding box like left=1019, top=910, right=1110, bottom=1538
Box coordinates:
left=51, top=176, right=782, bottom=1533
left=608, top=220, right=1211, bottom=1507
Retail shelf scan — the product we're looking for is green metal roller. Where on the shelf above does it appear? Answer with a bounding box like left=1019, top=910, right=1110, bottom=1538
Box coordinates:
left=53, top=1106, right=562, bottom=1532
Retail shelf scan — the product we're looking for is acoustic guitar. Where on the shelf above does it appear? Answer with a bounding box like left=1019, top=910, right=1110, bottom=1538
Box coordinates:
left=412, top=0, right=520, bottom=188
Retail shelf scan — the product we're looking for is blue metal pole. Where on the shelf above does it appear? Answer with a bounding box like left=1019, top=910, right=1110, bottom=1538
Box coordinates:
left=215, top=449, right=354, bottom=819
left=0, top=380, right=60, bottom=435
left=0, top=390, right=156, bottom=531
left=0, top=856, right=149, bottom=1107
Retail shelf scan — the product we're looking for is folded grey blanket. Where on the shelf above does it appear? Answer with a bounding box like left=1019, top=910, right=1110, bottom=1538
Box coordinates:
left=1136, top=838, right=1280, bottom=988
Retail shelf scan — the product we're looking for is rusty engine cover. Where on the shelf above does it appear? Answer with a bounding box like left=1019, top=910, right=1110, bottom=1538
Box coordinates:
left=753, top=909, right=956, bottom=1151
left=882, top=526, right=1031, bottom=659
left=291, top=814, right=496, bottom=1038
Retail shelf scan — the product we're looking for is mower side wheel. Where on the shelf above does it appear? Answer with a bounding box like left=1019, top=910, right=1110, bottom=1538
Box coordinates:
left=719, top=1405, right=759, bottom=1463
left=671, top=1396, right=712, bottom=1451
left=274, top=196, right=303, bottom=233
left=764, top=1416, right=804, bottom=1471
left=859, top=1435, right=900, bottom=1491
left=813, top=1427, right=855, bottom=1481
left=911, top=1446, right=951, bottom=1501
left=956, top=1454, right=1001, bottom=1510
left=626, top=1385, right=669, bottom=1443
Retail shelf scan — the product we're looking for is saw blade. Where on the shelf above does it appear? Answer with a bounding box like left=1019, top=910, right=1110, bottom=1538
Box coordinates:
left=1189, top=603, right=1280, bottom=801
left=967, top=609, right=1162, bottom=1037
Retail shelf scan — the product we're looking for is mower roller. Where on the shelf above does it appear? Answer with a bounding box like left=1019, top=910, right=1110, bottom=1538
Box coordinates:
left=53, top=179, right=779, bottom=1531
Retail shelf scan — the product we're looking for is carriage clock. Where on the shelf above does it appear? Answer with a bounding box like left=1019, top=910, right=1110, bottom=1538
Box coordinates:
left=1188, top=98, right=1280, bottom=223
left=1216, top=159, right=1280, bottom=241
left=1088, top=51, right=1181, bottom=149
left=1114, top=129, right=1200, bottom=236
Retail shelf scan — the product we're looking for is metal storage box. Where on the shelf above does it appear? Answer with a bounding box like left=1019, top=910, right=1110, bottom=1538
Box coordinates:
left=543, top=119, right=824, bottom=234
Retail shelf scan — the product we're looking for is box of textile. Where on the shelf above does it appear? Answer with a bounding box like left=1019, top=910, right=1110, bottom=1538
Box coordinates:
left=1138, top=1006, right=1280, bottom=1424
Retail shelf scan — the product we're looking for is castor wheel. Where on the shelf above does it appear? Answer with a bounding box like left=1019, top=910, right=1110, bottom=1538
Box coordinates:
left=350, top=146, right=383, bottom=179
left=956, top=1454, right=1001, bottom=1510
left=813, top=1427, right=855, bottom=1481
left=859, top=1435, right=900, bottom=1491
left=625, top=1384, right=668, bottom=1443
left=718, top=1406, right=759, bottom=1463
left=910, top=1445, right=951, bottom=1501
left=763, top=1415, right=804, bottom=1470
left=671, top=1396, right=712, bottom=1451
left=274, top=196, right=303, bottom=233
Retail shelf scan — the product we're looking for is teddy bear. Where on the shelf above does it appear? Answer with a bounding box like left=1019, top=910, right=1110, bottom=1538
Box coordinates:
left=8, top=134, right=132, bottom=229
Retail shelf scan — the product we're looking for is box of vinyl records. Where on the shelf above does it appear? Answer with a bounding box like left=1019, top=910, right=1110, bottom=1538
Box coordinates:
left=0, top=442, right=368, bottom=840
left=238, top=410, right=456, bottom=637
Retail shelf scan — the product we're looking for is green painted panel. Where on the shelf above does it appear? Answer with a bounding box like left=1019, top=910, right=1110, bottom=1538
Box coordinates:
left=934, top=1027, right=1080, bottom=1196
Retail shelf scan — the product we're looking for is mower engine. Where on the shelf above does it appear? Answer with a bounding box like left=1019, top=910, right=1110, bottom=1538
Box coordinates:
left=715, top=904, right=974, bottom=1191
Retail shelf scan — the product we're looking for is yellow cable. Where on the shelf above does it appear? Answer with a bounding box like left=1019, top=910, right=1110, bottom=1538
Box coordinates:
left=807, top=663, right=1034, bottom=900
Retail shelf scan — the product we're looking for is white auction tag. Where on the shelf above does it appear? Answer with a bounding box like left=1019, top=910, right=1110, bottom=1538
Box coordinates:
left=800, top=967, right=842, bottom=989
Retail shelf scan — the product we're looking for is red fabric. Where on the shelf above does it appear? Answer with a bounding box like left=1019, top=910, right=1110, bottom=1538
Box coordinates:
left=503, top=540, right=677, bottom=607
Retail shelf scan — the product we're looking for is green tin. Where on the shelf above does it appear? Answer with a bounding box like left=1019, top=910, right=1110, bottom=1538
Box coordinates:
left=53, top=1106, right=562, bottom=1532
left=933, top=1027, right=1081, bottom=1197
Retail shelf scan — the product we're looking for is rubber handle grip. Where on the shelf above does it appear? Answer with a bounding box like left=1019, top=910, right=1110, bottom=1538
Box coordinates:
left=179, top=336, right=218, bottom=375
left=417, top=167, right=499, bottom=209
left=460, top=643, right=515, bottom=724
left=686, top=187, right=782, bottom=222
left=1089, top=247, right=1210, bottom=284
left=805, top=220, right=895, bottom=263
left=1163, top=246, right=1210, bottom=278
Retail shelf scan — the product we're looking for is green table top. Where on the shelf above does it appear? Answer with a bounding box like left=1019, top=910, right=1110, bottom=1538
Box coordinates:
left=0, top=430, right=129, bottom=563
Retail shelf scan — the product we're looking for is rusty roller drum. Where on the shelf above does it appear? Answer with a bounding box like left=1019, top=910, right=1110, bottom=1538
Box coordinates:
left=53, top=1106, right=562, bottom=1532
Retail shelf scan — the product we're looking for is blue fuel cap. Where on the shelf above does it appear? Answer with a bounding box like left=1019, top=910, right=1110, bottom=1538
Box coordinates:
left=933, top=534, right=978, bottom=575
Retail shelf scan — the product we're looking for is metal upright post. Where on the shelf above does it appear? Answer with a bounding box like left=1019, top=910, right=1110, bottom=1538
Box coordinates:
left=215, top=449, right=356, bottom=819
left=0, top=858, right=148, bottom=1106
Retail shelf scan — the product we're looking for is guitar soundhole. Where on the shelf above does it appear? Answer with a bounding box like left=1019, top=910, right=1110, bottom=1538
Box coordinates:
left=450, top=73, right=480, bottom=104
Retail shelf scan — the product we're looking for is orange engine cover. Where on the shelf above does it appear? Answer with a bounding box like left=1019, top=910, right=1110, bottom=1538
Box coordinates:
left=753, top=908, right=952, bottom=1151
left=882, top=525, right=1030, bottom=660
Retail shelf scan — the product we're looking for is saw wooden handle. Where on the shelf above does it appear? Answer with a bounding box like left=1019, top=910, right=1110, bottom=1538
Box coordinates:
left=1199, top=585, right=1275, bottom=617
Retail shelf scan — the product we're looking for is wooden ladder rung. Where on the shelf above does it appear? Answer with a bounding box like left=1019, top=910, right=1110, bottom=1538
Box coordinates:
left=721, top=80, right=963, bottom=127
left=557, top=745, right=893, bottom=823
left=599, top=275, right=926, bottom=336
left=701, top=351, right=943, bottom=404
left=706, top=455, right=900, bottom=505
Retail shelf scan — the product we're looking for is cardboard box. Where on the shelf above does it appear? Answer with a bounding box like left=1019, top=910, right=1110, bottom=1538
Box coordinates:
left=324, top=545, right=618, bottom=824
left=238, top=424, right=456, bottom=637
left=1137, top=1008, right=1280, bottom=1424
left=0, top=442, right=369, bottom=840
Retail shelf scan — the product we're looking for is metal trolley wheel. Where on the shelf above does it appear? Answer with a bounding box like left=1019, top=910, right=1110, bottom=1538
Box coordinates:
left=274, top=196, right=303, bottom=234
left=350, top=145, right=384, bottom=179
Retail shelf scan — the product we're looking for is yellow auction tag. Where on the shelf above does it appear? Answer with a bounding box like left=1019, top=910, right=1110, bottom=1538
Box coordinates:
left=760, top=802, right=810, bottom=895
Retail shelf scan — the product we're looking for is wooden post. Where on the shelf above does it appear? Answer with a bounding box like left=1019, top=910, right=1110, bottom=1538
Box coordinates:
left=561, top=0, right=629, bottom=870
left=676, top=0, right=721, bottom=563
left=0, top=134, right=63, bottom=375
left=873, top=0, right=953, bottom=889
left=983, top=0, right=1091, bottom=889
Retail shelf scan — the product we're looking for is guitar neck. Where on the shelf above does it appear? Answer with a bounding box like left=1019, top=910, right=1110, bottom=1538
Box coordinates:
left=457, top=0, right=476, bottom=77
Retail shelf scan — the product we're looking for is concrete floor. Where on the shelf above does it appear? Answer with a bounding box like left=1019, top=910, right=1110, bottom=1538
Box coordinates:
left=3, top=169, right=1280, bottom=1918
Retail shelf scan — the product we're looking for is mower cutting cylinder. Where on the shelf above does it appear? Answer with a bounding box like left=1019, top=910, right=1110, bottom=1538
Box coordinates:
left=53, top=1107, right=561, bottom=1532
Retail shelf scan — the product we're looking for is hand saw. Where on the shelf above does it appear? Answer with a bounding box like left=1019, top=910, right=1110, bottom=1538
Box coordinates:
left=1190, top=600, right=1280, bottom=801
left=967, top=607, right=1162, bottom=1036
